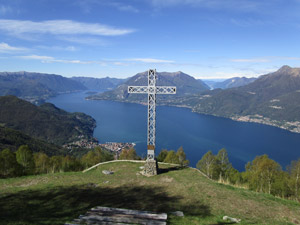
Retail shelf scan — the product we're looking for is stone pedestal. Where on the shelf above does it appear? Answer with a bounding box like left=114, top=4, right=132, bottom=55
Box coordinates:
left=142, top=159, right=158, bottom=176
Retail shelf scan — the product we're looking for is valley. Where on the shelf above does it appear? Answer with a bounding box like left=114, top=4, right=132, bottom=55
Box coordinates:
left=88, top=66, right=300, bottom=133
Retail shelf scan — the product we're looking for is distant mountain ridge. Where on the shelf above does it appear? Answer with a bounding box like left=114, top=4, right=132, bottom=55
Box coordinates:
left=87, top=71, right=209, bottom=103
left=210, top=77, right=257, bottom=89
left=0, top=71, right=87, bottom=103
left=168, top=66, right=300, bottom=133
left=71, top=76, right=126, bottom=91
left=0, top=95, right=96, bottom=145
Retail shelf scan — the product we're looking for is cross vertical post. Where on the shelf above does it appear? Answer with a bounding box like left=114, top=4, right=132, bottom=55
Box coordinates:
left=128, top=69, right=176, bottom=176
left=147, top=69, right=156, bottom=161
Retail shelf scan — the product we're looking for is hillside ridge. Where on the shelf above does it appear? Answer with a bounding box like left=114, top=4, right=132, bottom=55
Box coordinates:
left=0, top=95, right=97, bottom=146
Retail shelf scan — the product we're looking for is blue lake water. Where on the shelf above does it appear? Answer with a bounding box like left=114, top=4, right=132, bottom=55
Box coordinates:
left=48, top=91, right=300, bottom=171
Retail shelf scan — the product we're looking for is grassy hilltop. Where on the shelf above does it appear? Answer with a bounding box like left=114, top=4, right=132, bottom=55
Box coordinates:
left=0, top=161, right=299, bottom=225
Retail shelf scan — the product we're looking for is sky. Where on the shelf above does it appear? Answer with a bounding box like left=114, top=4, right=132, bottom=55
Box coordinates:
left=0, top=0, right=300, bottom=79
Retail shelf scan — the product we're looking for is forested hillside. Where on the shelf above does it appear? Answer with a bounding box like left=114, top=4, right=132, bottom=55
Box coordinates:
left=155, top=66, right=300, bottom=133
left=0, top=96, right=96, bottom=145
left=0, top=126, right=64, bottom=155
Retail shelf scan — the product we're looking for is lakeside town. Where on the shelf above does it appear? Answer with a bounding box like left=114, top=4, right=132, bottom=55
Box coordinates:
left=63, top=137, right=136, bottom=157
left=99, top=142, right=136, bottom=157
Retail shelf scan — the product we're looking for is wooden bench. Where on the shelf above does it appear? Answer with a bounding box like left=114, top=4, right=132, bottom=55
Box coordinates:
left=65, top=206, right=167, bottom=225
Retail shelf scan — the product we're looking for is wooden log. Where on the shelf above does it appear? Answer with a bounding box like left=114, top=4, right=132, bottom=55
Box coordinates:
left=80, top=214, right=167, bottom=225
left=85, top=211, right=166, bottom=222
left=90, top=206, right=167, bottom=220
left=67, top=206, right=168, bottom=225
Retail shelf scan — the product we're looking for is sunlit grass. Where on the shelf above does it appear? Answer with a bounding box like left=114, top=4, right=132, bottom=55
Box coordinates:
left=0, top=162, right=299, bottom=225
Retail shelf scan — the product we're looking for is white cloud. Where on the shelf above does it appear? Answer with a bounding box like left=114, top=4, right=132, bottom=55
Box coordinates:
left=18, top=55, right=54, bottom=61
left=110, top=2, right=139, bottom=13
left=0, top=19, right=135, bottom=36
left=149, top=0, right=264, bottom=12
left=0, top=42, right=28, bottom=53
left=18, top=54, right=105, bottom=65
left=76, top=0, right=139, bottom=13
left=113, top=62, right=130, bottom=66
left=126, top=58, right=175, bottom=63
left=231, top=56, right=300, bottom=63
left=36, top=45, right=78, bottom=52
left=51, top=59, right=94, bottom=64
left=277, top=56, right=300, bottom=61
left=57, top=36, right=109, bottom=46
left=0, top=5, right=12, bottom=15
left=231, top=58, right=271, bottom=63
left=17, top=55, right=176, bottom=66
left=230, top=18, right=274, bottom=27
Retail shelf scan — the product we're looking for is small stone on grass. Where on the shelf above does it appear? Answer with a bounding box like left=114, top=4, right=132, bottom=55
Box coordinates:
left=223, top=216, right=241, bottom=223
left=102, top=170, right=114, bottom=175
left=170, top=211, right=184, bottom=217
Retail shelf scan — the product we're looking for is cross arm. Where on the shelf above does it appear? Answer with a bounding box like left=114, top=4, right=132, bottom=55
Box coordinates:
left=128, top=86, right=149, bottom=94
left=128, top=86, right=176, bottom=94
left=156, top=86, right=176, bottom=94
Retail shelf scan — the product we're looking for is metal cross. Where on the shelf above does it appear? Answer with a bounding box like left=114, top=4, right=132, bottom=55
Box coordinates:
left=128, top=69, right=176, bottom=167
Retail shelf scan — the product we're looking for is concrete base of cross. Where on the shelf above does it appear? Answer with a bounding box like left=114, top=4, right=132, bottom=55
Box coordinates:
left=141, top=159, right=158, bottom=176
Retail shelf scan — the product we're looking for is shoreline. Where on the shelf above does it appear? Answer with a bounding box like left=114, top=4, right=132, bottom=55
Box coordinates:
left=87, top=96, right=300, bottom=134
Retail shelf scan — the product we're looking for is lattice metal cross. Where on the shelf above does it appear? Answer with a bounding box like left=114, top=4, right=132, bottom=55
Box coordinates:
left=128, top=69, right=176, bottom=161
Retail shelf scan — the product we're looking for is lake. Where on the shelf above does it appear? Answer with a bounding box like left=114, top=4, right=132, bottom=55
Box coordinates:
left=48, top=91, right=300, bottom=171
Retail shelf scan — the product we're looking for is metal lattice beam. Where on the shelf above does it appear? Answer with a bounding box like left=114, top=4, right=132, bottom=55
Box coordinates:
left=128, top=69, right=176, bottom=161
left=128, top=86, right=176, bottom=94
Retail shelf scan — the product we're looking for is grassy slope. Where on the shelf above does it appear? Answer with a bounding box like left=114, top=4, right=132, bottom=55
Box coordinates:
left=0, top=162, right=299, bottom=225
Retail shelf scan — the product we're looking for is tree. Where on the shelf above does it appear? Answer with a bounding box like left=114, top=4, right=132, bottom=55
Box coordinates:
left=272, top=171, right=291, bottom=199
left=0, top=149, right=21, bottom=177
left=16, top=145, right=35, bottom=175
left=157, top=149, right=168, bottom=162
left=246, top=155, right=281, bottom=194
left=164, top=150, right=179, bottom=164
left=62, top=155, right=82, bottom=172
left=34, top=152, right=49, bottom=174
left=287, top=159, right=300, bottom=200
left=176, top=146, right=189, bottom=167
left=81, top=148, right=114, bottom=168
left=101, top=149, right=114, bottom=162
left=119, top=148, right=139, bottom=160
left=94, top=147, right=103, bottom=159
left=196, top=151, right=217, bottom=179
left=216, top=148, right=232, bottom=182
left=81, top=151, right=97, bottom=168
left=49, top=155, right=64, bottom=173
left=227, top=167, right=242, bottom=185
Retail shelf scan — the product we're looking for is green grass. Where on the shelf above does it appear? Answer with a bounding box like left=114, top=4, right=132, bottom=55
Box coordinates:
left=0, top=162, right=299, bottom=225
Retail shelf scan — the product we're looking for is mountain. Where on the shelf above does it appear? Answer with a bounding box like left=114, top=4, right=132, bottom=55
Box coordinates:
left=0, top=126, right=64, bottom=155
left=87, top=71, right=210, bottom=103
left=170, top=66, right=300, bottom=132
left=200, top=79, right=225, bottom=89
left=0, top=96, right=96, bottom=145
left=0, top=71, right=87, bottom=102
left=71, top=77, right=126, bottom=91
left=211, top=77, right=257, bottom=89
